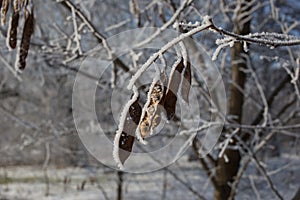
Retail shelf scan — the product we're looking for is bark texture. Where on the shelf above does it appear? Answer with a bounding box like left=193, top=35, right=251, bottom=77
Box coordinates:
left=214, top=1, right=251, bottom=199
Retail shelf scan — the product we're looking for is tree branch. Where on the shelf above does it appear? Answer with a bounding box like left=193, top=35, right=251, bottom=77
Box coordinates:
left=56, top=0, right=130, bottom=72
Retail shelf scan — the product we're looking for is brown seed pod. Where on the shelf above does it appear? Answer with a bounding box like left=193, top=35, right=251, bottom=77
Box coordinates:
left=181, top=60, right=191, bottom=103
left=16, top=6, right=34, bottom=71
left=7, top=11, right=19, bottom=49
left=139, top=81, right=165, bottom=138
left=117, top=98, right=142, bottom=165
left=129, top=0, right=140, bottom=27
left=150, top=84, right=165, bottom=104
left=1, top=0, right=9, bottom=25
left=164, top=58, right=185, bottom=120
left=0, top=0, right=3, bottom=12
left=140, top=120, right=150, bottom=138
left=13, top=0, right=19, bottom=12
left=20, top=0, right=26, bottom=8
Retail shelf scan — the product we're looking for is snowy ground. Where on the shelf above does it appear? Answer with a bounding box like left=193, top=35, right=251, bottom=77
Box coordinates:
left=0, top=154, right=299, bottom=200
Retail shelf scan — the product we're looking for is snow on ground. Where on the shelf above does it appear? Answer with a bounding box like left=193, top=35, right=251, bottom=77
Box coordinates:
left=0, top=154, right=299, bottom=200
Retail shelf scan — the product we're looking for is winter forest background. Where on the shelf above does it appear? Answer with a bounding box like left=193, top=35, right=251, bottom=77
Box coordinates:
left=0, top=0, right=300, bottom=200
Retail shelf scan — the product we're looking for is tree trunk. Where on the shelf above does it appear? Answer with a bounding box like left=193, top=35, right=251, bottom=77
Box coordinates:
left=214, top=1, right=251, bottom=199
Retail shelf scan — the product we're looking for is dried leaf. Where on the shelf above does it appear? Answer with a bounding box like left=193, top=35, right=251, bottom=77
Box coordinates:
left=164, top=58, right=184, bottom=120
left=118, top=98, right=142, bottom=164
left=181, top=60, right=191, bottom=103
left=16, top=6, right=34, bottom=71
left=1, top=0, right=9, bottom=25
left=7, top=11, right=19, bottom=49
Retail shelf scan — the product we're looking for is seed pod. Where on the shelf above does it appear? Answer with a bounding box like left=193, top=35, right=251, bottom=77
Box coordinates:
left=181, top=60, right=191, bottom=103
left=129, top=0, right=140, bottom=26
left=13, top=0, right=19, bottom=12
left=0, top=0, right=3, bottom=12
left=139, top=81, right=165, bottom=138
left=16, top=6, right=34, bottom=71
left=1, top=0, right=9, bottom=25
left=150, top=84, right=165, bottom=104
left=140, top=120, right=150, bottom=138
left=117, top=98, right=142, bottom=165
left=7, top=11, right=19, bottom=49
left=164, top=58, right=184, bottom=120
left=20, top=0, right=25, bottom=8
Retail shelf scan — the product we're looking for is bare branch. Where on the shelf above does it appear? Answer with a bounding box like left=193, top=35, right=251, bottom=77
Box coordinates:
left=135, top=0, right=194, bottom=48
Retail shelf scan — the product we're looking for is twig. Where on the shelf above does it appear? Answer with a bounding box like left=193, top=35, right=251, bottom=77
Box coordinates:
left=104, top=19, right=130, bottom=32
left=209, top=22, right=300, bottom=47
left=228, top=121, right=291, bottom=200
left=0, top=54, right=22, bottom=81
left=225, top=122, right=300, bottom=130
left=218, top=128, right=239, bottom=158
left=251, top=74, right=290, bottom=126
left=70, top=5, right=82, bottom=55
left=192, top=138, right=218, bottom=190
left=0, top=104, right=39, bottom=130
left=134, top=0, right=194, bottom=48
left=57, top=0, right=130, bottom=72
left=179, top=17, right=300, bottom=47
left=249, top=176, right=261, bottom=200
left=245, top=54, right=269, bottom=126
left=282, top=63, right=300, bottom=102
left=136, top=143, right=207, bottom=200
left=128, top=17, right=213, bottom=89
left=228, top=156, right=251, bottom=200
left=116, top=171, right=123, bottom=200
left=95, top=181, right=110, bottom=200
left=161, top=169, right=167, bottom=200
left=43, top=142, right=51, bottom=196
left=58, top=0, right=108, bottom=49
left=166, top=167, right=207, bottom=200
left=235, top=135, right=284, bottom=200
left=251, top=154, right=284, bottom=200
